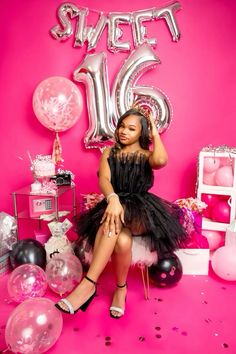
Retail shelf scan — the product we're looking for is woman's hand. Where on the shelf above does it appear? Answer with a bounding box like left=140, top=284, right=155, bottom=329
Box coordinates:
left=148, top=115, right=159, bottom=139
left=100, top=197, right=124, bottom=237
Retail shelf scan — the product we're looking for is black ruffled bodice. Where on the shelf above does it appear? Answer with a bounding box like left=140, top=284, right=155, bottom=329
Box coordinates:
left=109, top=151, right=153, bottom=193
left=77, top=149, right=187, bottom=256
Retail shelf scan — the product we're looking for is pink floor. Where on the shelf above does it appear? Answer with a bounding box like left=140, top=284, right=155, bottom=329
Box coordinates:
left=0, top=264, right=236, bottom=354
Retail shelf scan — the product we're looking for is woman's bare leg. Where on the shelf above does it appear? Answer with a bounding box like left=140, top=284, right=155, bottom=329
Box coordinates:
left=110, top=228, right=132, bottom=317
left=57, top=225, right=121, bottom=311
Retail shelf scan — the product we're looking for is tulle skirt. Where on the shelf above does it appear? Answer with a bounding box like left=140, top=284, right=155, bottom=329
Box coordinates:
left=76, top=192, right=187, bottom=257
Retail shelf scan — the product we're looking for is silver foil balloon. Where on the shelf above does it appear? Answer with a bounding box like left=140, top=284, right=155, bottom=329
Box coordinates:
left=74, top=8, right=88, bottom=47
left=153, top=2, right=181, bottom=42
left=73, top=52, right=115, bottom=149
left=50, top=3, right=79, bottom=41
left=132, top=9, right=157, bottom=48
left=87, top=13, right=108, bottom=51
left=132, top=86, right=172, bottom=133
left=108, top=12, right=132, bottom=52
left=111, top=43, right=171, bottom=133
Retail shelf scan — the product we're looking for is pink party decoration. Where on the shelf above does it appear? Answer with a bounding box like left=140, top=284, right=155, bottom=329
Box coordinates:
left=203, top=157, right=220, bottom=173
left=201, top=193, right=218, bottom=208
left=203, top=171, right=216, bottom=185
left=211, top=200, right=231, bottom=223
left=33, top=76, right=83, bottom=132
left=201, top=193, right=218, bottom=218
left=211, top=246, right=236, bottom=280
left=201, top=230, right=224, bottom=251
left=5, top=297, right=63, bottom=354
left=7, top=264, right=47, bottom=303
left=214, top=166, right=234, bottom=187
left=46, top=253, right=83, bottom=296
left=220, top=157, right=232, bottom=167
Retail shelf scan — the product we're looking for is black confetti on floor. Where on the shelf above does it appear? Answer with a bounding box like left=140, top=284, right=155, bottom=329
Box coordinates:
left=139, top=336, right=145, bottom=342
left=222, top=343, right=229, bottom=348
left=105, top=336, right=112, bottom=346
left=155, top=326, right=161, bottom=331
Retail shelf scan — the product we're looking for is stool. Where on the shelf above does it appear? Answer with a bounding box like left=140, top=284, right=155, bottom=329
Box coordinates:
left=77, top=236, right=158, bottom=300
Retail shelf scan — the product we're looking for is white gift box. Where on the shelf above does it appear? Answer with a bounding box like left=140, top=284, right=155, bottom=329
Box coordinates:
left=175, top=248, right=210, bottom=275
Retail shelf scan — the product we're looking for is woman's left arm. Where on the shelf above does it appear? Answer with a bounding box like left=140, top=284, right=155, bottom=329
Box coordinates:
left=148, top=116, right=168, bottom=169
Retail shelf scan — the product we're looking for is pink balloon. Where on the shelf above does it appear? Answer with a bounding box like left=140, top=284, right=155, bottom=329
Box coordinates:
left=7, top=264, right=47, bottom=303
left=5, top=298, right=63, bottom=353
left=211, top=201, right=230, bottom=223
left=201, top=193, right=218, bottom=208
left=46, top=253, right=83, bottom=296
left=202, top=230, right=224, bottom=251
left=33, top=76, right=83, bottom=132
left=203, top=171, right=216, bottom=185
left=211, top=246, right=236, bottom=280
left=203, top=157, right=220, bottom=173
left=215, top=166, right=234, bottom=187
left=201, top=193, right=219, bottom=218
left=220, top=157, right=232, bottom=167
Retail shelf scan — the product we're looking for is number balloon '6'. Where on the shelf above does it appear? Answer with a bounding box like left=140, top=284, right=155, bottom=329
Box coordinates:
left=73, top=43, right=172, bottom=150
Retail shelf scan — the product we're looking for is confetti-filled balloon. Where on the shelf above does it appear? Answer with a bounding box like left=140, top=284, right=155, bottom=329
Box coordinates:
left=7, top=264, right=47, bottom=303
left=33, top=76, right=83, bottom=132
left=46, top=253, right=83, bottom=296
left=5, top=298, right=63, bottom=354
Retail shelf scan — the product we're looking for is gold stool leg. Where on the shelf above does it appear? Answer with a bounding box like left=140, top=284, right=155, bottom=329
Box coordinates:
left=140, top=265, right=150, bottom=300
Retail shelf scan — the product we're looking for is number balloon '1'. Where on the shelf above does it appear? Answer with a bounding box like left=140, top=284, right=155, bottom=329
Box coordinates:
left=33, top=76, right=83, bottom=164
left=74, top=43, right=172, bottom=150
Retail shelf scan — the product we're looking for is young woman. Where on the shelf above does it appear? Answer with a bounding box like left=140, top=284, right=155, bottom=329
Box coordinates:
left=55, top=107, right=187, bottom=318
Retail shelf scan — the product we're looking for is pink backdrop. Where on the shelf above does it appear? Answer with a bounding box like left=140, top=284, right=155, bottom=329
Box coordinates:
left=1, top=0, right=236, bottom=215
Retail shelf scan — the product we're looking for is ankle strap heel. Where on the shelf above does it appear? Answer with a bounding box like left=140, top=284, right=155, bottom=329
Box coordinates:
left=117, top=282, right=127, bottom=288
left=85, top=275, right=96, bottom=285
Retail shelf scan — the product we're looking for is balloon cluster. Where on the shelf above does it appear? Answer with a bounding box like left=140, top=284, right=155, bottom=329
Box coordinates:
left=5, top=239, right=84, bottom=353
left=201, top=193, right=231, bottom=224
left=9, top=239, right=83, bottom=298
left=50, top=2, right=181, bottom=52
left=203, top=156, right=234, bottom=187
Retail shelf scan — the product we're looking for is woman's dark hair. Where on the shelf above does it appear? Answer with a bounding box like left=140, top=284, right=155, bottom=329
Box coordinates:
left=114, top=108, right=151, bottom=150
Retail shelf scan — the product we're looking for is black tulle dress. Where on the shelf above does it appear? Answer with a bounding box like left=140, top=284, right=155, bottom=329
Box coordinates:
left=76, top=150, right=187, bottom=257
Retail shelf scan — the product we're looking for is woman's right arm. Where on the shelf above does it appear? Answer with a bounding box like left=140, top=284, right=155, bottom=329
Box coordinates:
left=98, top=148, right=124, bottom=236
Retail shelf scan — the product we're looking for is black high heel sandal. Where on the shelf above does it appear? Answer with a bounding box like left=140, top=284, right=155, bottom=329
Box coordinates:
left=55, top=275, right=97, bottom=314
left=110, top=283, right=127, bottom=319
